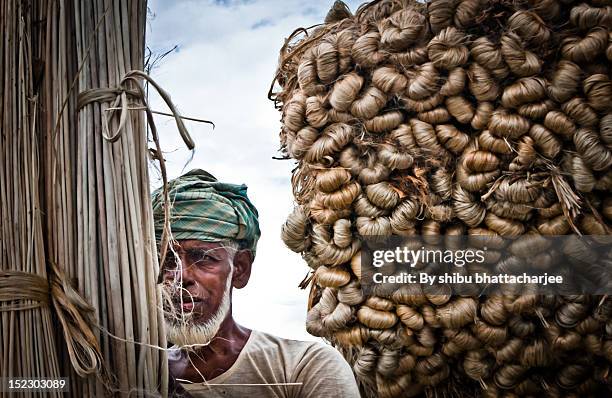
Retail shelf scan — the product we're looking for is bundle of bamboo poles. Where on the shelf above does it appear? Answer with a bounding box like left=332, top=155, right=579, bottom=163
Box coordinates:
left=271, top=0, right=612, bottom=397
left=2, top=0, right=175, bottom=396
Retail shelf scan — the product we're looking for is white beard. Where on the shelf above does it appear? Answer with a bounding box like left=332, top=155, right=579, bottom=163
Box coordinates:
left=165, top=272, right=233, bottom=348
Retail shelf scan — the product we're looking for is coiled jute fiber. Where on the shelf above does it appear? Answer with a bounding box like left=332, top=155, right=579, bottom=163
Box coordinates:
left=270, top=1, right=612, bottom=397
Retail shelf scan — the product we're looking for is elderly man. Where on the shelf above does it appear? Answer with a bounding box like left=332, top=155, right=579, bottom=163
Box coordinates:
left=152, top=169, right=360, bottom=398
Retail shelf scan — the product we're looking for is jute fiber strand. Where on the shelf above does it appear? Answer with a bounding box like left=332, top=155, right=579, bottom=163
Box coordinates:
left=2, top=0, right=173, bottom=396
left=270, top=1, right=612, bottom=397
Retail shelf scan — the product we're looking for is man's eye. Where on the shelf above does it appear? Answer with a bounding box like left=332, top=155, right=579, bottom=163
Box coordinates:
left=162, top=256, right=179, bottom=270
left=194, top=254, right=215, bottom=264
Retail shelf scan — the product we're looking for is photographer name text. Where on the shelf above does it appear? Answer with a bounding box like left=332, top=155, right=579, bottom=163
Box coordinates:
left=373, top=272, right=564, bottom=286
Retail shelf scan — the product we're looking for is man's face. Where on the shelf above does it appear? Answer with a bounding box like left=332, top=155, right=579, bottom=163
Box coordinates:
left=161, top=240, right=234, bottom=325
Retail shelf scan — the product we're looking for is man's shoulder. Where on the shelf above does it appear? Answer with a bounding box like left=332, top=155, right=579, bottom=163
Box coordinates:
left=251, top=330, right=331, bottom=350
left=249, top=330, right=347, bottom=364
left=246, top=331, right=360, bottom=396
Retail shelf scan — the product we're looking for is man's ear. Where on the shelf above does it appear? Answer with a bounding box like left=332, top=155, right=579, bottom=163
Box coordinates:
left=232, top=250, right=253, bottom=289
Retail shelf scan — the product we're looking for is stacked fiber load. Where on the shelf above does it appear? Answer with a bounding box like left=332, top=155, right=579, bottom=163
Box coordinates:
left=270, top=0, right=612, bottom=397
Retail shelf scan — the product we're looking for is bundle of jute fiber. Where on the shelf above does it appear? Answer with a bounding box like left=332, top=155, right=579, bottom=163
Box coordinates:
left=270, top=0, right=612, bottom=397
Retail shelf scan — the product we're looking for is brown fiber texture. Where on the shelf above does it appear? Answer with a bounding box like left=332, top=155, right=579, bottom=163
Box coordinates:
left=270, top=1, right=612, bottom=397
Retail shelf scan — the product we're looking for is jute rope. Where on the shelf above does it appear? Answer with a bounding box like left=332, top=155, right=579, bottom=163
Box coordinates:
left=77, top=69, right=197, bottom=148
left=0, top=264, right=102, bottom=377
left=48, top=261, right=103, bottom=377
left=0, top=270, right=50, bottom=311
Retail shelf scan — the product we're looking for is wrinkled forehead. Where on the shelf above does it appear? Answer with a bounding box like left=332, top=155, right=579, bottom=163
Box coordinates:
left=170, top=239, right=237, bottom=257
left=171, top=239, right=225, bottom=251
left=158, top=239, right=236, bottom=258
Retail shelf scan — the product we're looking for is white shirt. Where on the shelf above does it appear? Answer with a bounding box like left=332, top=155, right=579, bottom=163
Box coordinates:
left=179, top=330, right=360, bottom=398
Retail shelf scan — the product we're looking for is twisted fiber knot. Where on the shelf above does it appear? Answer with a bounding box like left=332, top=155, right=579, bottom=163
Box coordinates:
left=0, top=270, right=49, bottom=310
left=77, top=69, right=195, bottom=148
left=0, top=263, right=103, bottom=377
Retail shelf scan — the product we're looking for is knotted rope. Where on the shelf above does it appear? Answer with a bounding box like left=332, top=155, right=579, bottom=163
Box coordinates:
left=0, top=264, right=102, bottom=377
left=77, top=69, right=200, bottom=148
left=0, top=270, right=49, bottom=311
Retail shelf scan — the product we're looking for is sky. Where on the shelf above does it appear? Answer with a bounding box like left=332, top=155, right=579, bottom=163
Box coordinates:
left=146, top=0, right=363, bottom=341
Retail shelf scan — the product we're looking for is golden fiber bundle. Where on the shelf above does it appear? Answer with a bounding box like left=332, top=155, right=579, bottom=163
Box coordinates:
left=270, top=0, right=612, bottom=396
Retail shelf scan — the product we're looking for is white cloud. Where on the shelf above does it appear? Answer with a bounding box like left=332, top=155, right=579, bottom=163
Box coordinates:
left=146, top=0, right=362, bottom=340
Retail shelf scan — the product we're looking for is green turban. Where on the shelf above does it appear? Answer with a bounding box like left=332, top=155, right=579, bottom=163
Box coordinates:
left=152, top=169, right=260, bottom=256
